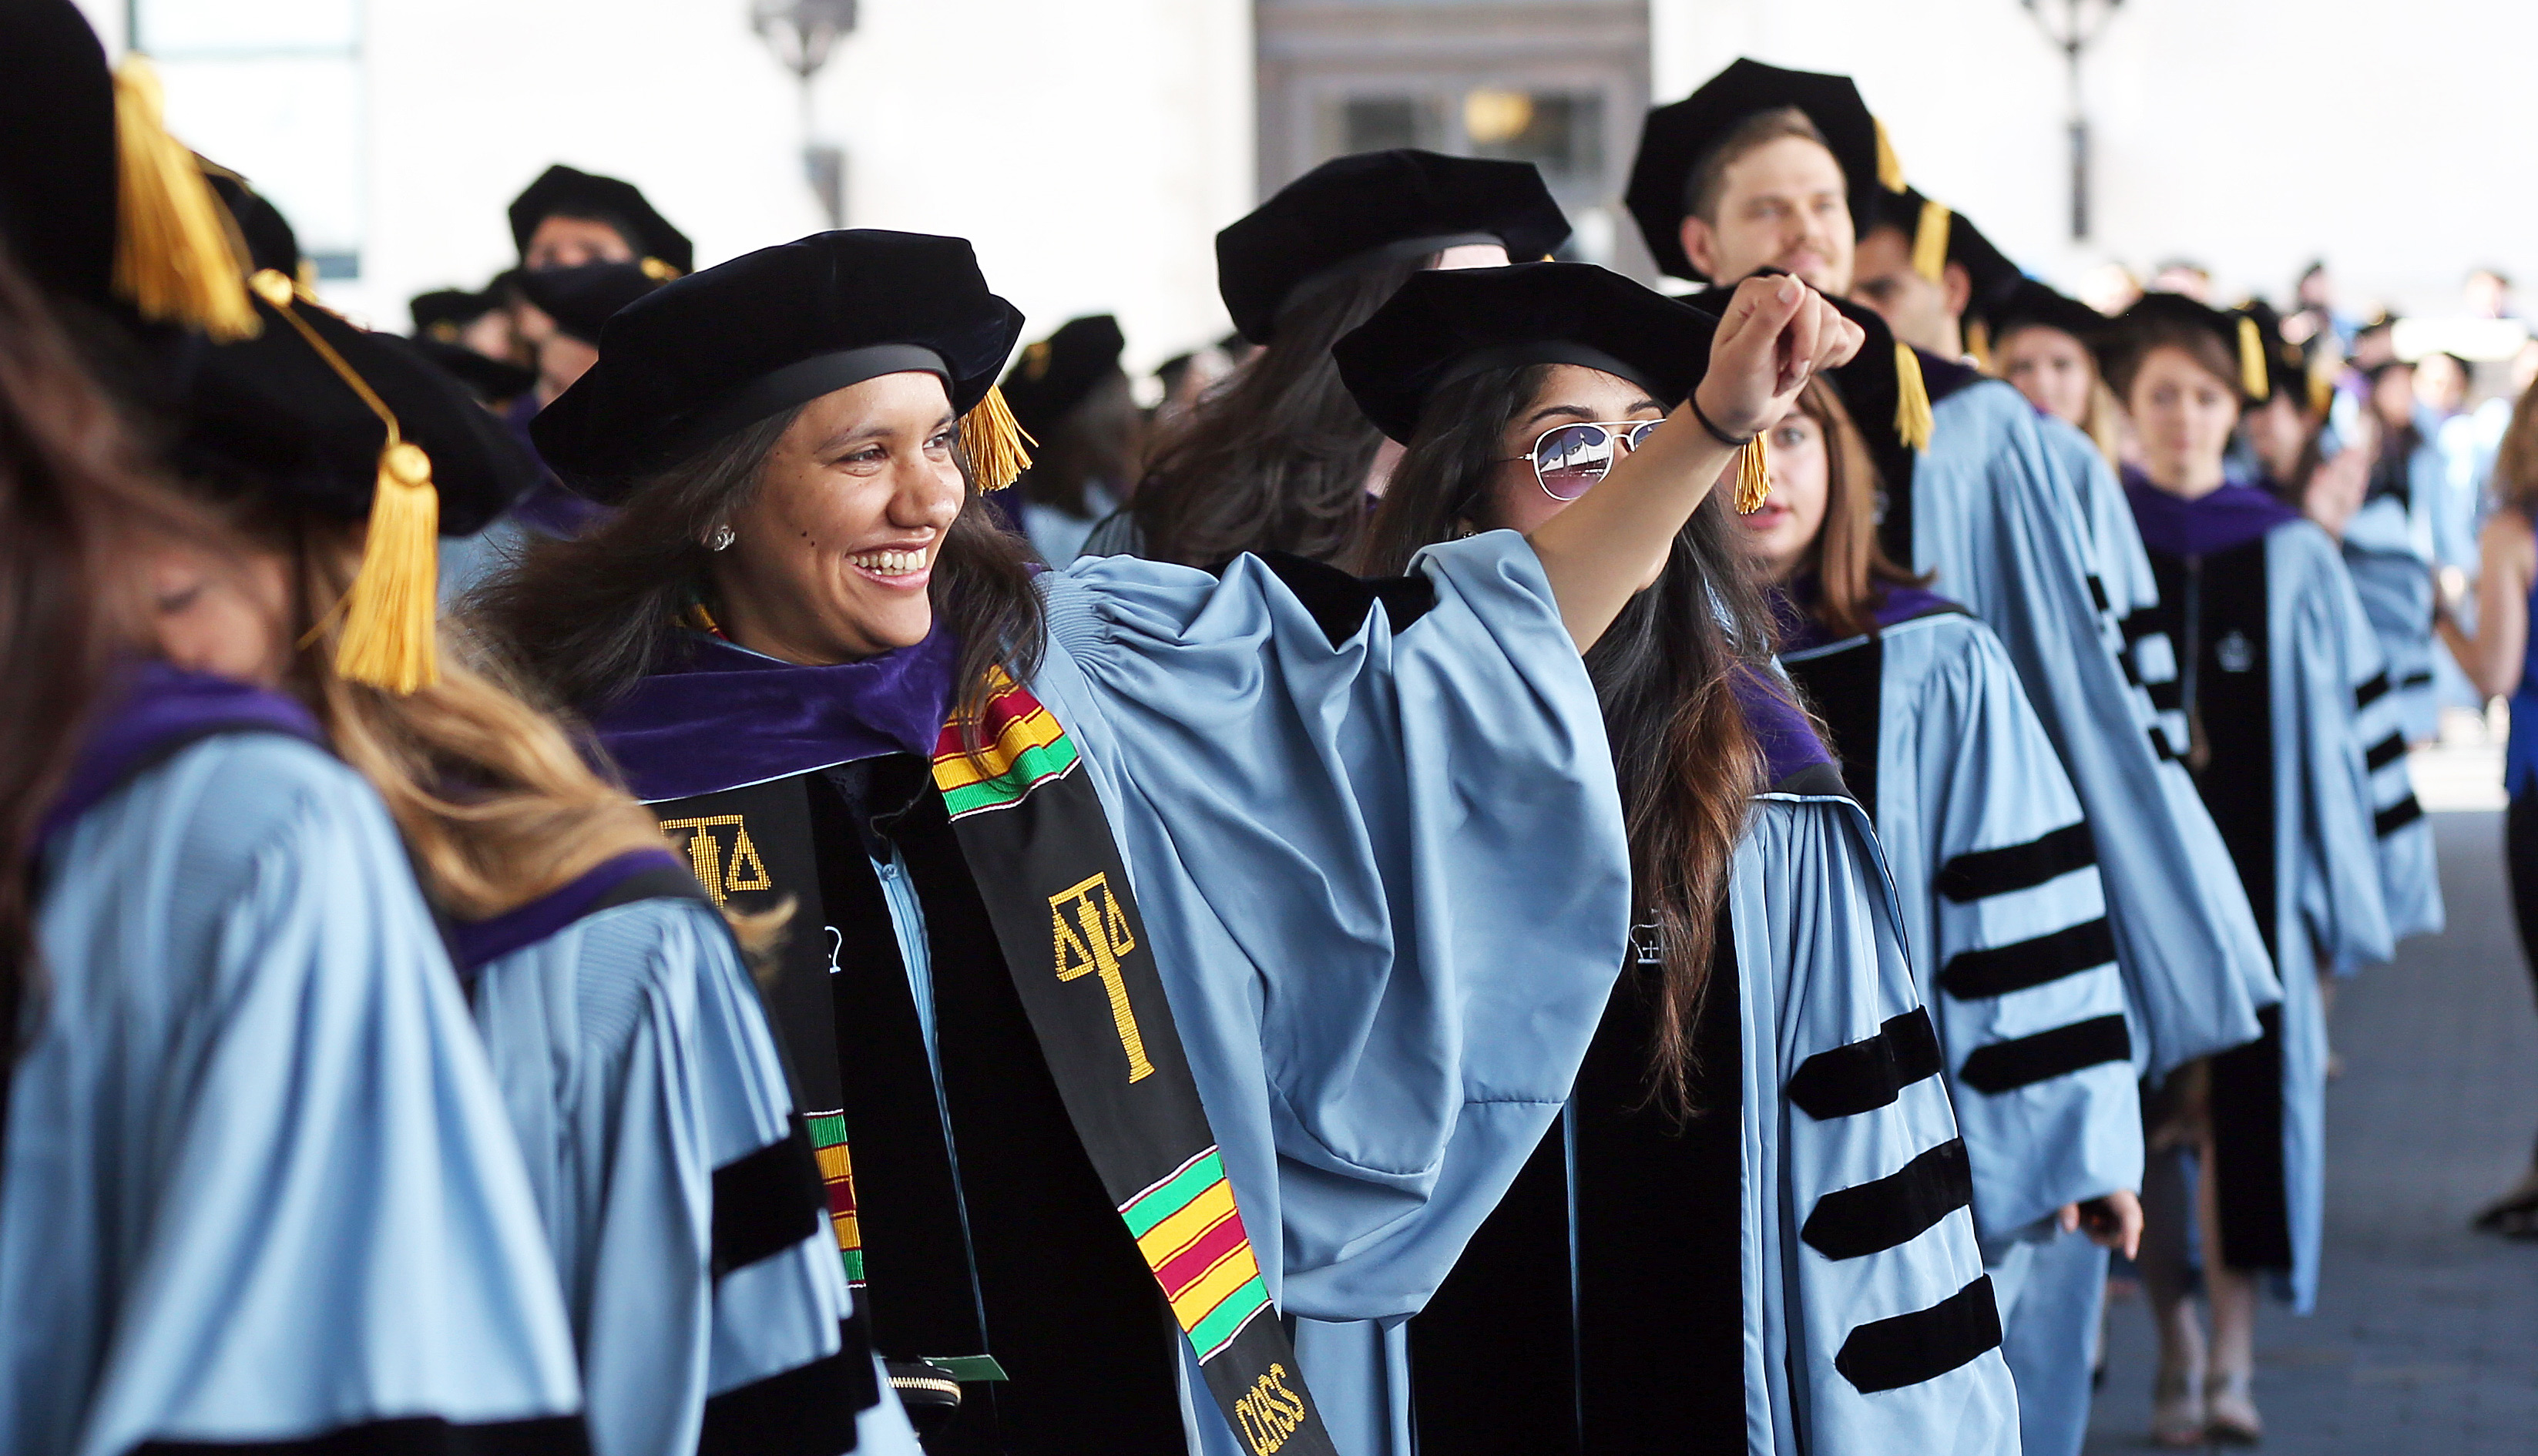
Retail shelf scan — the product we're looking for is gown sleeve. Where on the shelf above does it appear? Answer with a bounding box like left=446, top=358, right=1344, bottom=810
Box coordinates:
left=1731, top=791, right=2020, bottom=1456
left=8, top=734, right=584, bottom=1456
left=468, top=897, right=883, bottom=1456
left=1919, top=384, right=2279, bottom=1078
left=2324, top=537, right=2443, bottom=949
left=1027, top=531, right=1631, bottom=1322
left=2278, top=527, right=2399, bottom=975
left=1894, top=617, right=2144, bottom=1244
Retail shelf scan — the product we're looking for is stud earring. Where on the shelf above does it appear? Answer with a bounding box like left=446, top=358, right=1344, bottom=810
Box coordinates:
left=707, top=525, right=736, bottom=552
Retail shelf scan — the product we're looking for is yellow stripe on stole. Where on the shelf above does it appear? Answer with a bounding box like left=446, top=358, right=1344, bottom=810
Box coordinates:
left=1169, top=1242, right=1263, bottom=1330
left=1135, top=1176, right=1240, bottom=1270
left=931, top=703, right=1066, bottom=790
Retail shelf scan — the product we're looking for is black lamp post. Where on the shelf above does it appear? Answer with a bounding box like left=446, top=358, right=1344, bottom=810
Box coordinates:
left=2021, top=0, right=2124, bottom=243
left=751, top=0, right=860, bottom=228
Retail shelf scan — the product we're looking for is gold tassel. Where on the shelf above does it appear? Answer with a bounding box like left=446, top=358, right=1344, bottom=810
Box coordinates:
left=1910, top=198, right=1951, bottom=286
left=958, top=384, right=1036, bottom=492
left=335, top=440, right=441, bottom=693
left=1966, top=318, right=1994, bottom=374
left=1874, top=117, right=1907, bottom=192
left=110, top=59, right=256, bottom=341
left=639, top=255, right=681, bottom=281
left=1733, top=433, right=1771, bottom=515
left=2236, top=315, right=2270, bottom=401
left=2308, top=371, right=2334, bottom=418
left=248, top=269, right=444, bottom=692
left=1894, top=339, right=1934, bottom=451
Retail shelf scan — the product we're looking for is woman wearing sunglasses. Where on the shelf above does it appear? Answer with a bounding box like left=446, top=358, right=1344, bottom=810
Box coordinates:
left=1760, top=306, right=2146, bottom=1456
left=1347, top=262, right=2016, bottom=1456
left=473, top=230, right=1857, bottom=1455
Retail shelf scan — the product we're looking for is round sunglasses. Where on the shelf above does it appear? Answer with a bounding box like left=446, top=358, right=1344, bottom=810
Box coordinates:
left=1504, top=419, right=1667, bottom=501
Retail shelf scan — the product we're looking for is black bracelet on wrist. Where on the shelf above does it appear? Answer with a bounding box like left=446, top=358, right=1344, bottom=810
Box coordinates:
left=1687, top=391, right=1754, bottom=448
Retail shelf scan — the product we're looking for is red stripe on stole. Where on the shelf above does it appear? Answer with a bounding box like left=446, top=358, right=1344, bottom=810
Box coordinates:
left=826, top=1179, right=855, bottom=1219
left=1156, top=1205, right=1251, bottom=1298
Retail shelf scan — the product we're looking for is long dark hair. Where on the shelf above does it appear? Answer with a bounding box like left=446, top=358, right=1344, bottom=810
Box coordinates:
left=1358, top=364, right=1771, bottom=1119
left=468, top=406, right=1045, bottom=734
left=0, top=248, right=228, bottom=1062
left=1130, top=253, right=1432, bottom=566
left=1791, top=378, right=1925, bottom=641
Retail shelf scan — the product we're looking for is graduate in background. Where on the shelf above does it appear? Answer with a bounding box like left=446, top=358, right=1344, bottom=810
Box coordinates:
left=473, top=230, right=1857, bottom=1454
left=1348, top=263, right=2014, bottom=1456
left=997, top=314, right=1140, bottom=565
left=0, top=9, right=589, bottom=1448
left=1761, top=302, right=2145, bottom=1456
left=510, top=162, right=693, bottom=277
left=1979, top=277, right=2123, bottom=467
left=1624, top=57, right=2278, bottom=1118
left=1092, top=149, right=1566, bottom=565
left=2102, top=293, right=2428, bottom=1446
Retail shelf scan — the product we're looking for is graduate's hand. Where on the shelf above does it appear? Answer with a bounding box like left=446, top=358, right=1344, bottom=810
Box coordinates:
left=1692, top=273, right=1864, bottom=441
left=2060, top=1189, right=2144, bottom=1260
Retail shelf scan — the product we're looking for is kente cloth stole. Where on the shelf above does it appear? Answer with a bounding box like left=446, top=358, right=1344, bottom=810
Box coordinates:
left=657, top=672, right=1336, bottom=1456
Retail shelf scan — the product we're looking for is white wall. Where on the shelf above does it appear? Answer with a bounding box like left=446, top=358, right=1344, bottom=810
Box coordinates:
left=86, top=0, right=1254, bottom=370
left=1650, top=0, right=2538, bottom=316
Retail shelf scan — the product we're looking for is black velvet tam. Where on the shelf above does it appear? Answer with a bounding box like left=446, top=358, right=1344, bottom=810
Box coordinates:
left=1819, top=294, right=1916, bottom=508
left=1000, top=314, right=1125, bottom=440
left=1217, top=149, right=1570, bottom=344
left=1976, top=277, right=2108, bottom=351
left=410, top=286, right=502, bottom=339
left=165, top=294, right=538, bottom=536
left=203, top=165, right=300, bottom=277
left=2107, top=290, right=2251, bottom=391
left=507, top=163, right=693, bottom=274
left=0, top=0, right=117, bottom=311
left=1627, top=58, right=1881, bottom=283
left=532, top=230, right=1026, bottom=502
left=2239, top=300, right=2310, bottom=404
left=1875, top=185, right=2020, bottom=314
left=411, top=337, right=536, bottom=407
left=518, top=260, right=665, bottom=345
left=1331, top=261, right=1721, bottom=444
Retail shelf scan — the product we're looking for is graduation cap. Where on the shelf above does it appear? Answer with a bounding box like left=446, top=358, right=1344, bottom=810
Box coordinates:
left=201, top=162, right=301, bottom=281
left=1972, top=277, right=2108, bottom=354
left=2237, top=300, right=2319, bottom=410
left=410, top=285, right=504, bottom=341
left=534, top=229, right=1030, bottom=504
left=999, top=314, right=1126, bottom=442
left=166, top=271, right=539, bottom=689
left=1818, top=294, right=1926, bottom=508
left=2109, top=291, right=2271, bottom=402
left=1216, top=149, right=1571, bottom=344
left=0, top=0, right=255, bottom=339
left=516, top=260, right=666, bottom=346
left=1331, top=260, right=1781, bottom=512
left=1871, top=184, right=2020, bottom=362
left=1626, top=58, right=1892, bottom=283
left=507, top=164, right=693, bottom=277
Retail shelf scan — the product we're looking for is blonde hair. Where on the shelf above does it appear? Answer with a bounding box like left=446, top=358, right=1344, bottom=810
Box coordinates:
left=294, top=518, right=674, bottom=920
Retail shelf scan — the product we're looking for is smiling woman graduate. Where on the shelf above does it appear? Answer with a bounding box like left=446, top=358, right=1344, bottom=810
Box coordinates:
left=1345, top=263, right=2014, bottom=1456
left=470, top=227, right=1856, bottom=1455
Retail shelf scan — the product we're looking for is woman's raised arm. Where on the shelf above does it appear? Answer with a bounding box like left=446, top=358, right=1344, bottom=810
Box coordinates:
left=1526, top=273, right=1863, bottom=650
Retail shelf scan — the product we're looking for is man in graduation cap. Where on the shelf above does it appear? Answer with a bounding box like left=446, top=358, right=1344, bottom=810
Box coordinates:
left=1849, top=184, right=2021, bottom=367
left=1630, top=61, right=2283, bottom=1456
left=509, top=163, right=693, bottom=277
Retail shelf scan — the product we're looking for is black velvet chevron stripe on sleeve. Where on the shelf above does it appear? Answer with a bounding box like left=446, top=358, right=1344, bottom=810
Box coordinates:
left=1939, top=918, right=2118, bottom=1000
left=2364, top=733, right=2406, bottom=772
left=2146, top=679, right=2184, bottom=713
left=137, top=1414, right=593, bottom=1456
left=1785, top=1009, right=1944, bottom=1120
left=1956, top=1015, right=2133, bottom=1094
left=710, top=1119, right=831, bottom=1280
left=2355, top=671, right=2392, bottom=709
left=2086, top=575, right=2112, bottom=616
left=2147, top=726, right=2178, bottom=761
left=1832, top=1274, right=2003, bottom=1394
left=1933, top=823, right=2098, bottom=903
left=2375, top=797, right=2426, bottom=838
left=699, top=1318, right=882, bottom=1456
left=1799, top=1139, right=1975, bottom=1260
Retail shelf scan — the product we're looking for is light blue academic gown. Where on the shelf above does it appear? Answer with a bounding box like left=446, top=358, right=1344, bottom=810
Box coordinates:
left=3, top=733, right=586, bottom=1455
left=2339, top=493, right=2443, bottom=745
left=1783, top=605, right=2142, bottom=1456
left=1912, top=380, right=2280, bottom=1079
left=467, top=893, right=918, bottom=1456
left=848, top=532, right=1630, bottom=1455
